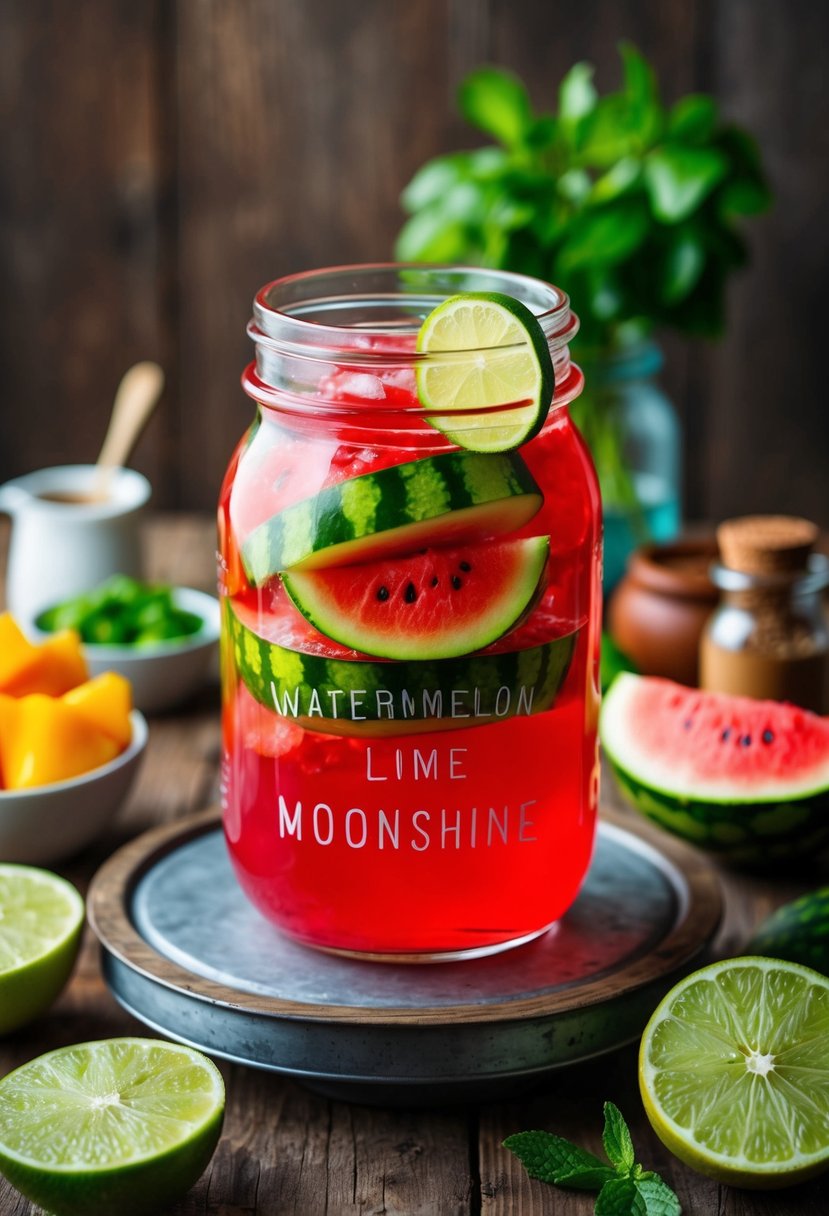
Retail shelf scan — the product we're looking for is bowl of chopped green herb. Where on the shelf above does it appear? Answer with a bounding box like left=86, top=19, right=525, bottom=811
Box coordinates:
left=31, top=577, right=221, bottom=713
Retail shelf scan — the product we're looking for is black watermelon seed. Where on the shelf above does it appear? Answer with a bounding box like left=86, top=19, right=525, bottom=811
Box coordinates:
left=741, top=735, right=752, bottom=747
left=376, top=586, right=390, bottom=602
left=431, top=576, right=439, bottom=587
left=404, top=582, right=417, bottom=603
left=683, top=718, right=693, bottom=730
left=459, top=560, right=472, bottom=572
left=721, top=728, right=731, bottom=742
left=417, top=548, right=428, bottom=554
left=451, top=576, right=463, bottom=590
left=762, top=729, right=775, bottom=744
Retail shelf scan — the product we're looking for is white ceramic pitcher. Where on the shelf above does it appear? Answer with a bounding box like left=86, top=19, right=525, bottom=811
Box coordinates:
left=0, top=464, right=151, bottom=620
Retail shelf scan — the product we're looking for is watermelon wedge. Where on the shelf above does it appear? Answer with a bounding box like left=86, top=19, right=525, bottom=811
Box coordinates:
left=600, top=674, right=829, bottom=862
left=240, top=448, right=542, bottom=582
left=282, top=536, right=549, bottom=660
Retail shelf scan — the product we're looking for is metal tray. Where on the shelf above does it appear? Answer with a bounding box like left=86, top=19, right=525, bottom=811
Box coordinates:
left=88, top=811, right=721, bottom=1104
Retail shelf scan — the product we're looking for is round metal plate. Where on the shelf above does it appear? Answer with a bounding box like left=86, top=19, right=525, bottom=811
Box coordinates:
left=88, top=811, right=721, bottom=1104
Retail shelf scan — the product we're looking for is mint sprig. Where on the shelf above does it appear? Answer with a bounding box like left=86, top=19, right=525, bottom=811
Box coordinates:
left=603, top=1101, right=636, bottom=1171
left=501, top=1130, right=615, bottom=1190
left=595, top=1177, right=646, bottom=1216
left=504, top=1102, right=681, bottom=1216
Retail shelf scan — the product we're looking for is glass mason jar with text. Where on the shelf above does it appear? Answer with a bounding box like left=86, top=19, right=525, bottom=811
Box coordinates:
left=219, top=265, right=601, bottom=961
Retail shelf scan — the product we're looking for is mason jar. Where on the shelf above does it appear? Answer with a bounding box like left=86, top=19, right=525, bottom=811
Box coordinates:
left=218, top=265, right=601, bottom=960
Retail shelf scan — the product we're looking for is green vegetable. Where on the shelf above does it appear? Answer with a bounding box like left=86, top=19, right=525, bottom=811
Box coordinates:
left=36, top=576, right=203, bottom=648
left=748, top=889, right=829, bottom=976
left=504, top=1102, right=680, bottom=1215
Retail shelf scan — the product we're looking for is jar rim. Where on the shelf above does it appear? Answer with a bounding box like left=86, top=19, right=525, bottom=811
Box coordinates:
left=244, top=263, right=583, bottom=429
left=250, top=262, right=578, bottom=358
left=710, top=553, right=829, bottom=595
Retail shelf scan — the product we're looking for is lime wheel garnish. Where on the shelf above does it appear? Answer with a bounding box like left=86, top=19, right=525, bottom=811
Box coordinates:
left=416, top=291, right=555, bottom=452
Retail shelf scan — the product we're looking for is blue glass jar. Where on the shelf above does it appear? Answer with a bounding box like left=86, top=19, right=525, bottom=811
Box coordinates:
left=573, top=341, right=681, bottom=591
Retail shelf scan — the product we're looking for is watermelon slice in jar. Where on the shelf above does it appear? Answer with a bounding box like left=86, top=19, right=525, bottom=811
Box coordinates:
left=240, top=448, right=544, bottom=581
left=224, top=594, right=578, bottom=738
left=282, top=535, right=550, bottom=660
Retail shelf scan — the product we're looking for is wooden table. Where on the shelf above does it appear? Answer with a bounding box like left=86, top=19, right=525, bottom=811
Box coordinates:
left=1, top=514, right=825, bottom=1216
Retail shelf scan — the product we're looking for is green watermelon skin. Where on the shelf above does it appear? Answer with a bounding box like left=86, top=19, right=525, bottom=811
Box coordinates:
left=240, top=449, right=542, bottom=582
left=601, top=674, right=829, bottom=863
left=226, top=600, right=578, bottom=737
left=748, top=889, right=829, bottom=975
left=606, top=760, right=829, bottom=863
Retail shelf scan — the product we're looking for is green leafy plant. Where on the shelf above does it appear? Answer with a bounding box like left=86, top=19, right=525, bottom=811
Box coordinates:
left=504, top=1102, right=681, bottom=1215
left=396, top=45, right=770, bottom=347
left=396, top=47, right=770, bottom=534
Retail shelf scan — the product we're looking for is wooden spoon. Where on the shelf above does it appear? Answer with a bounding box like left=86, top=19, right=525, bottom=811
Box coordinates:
left=97, top=362, right=165, bottom=481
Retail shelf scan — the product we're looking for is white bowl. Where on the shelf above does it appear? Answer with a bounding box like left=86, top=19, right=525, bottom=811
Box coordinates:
left=0, top=711, right=148, bottom=864
left=31, top=587, right=221, bottom=714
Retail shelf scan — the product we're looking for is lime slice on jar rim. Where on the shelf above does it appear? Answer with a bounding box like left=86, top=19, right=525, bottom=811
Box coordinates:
left=0, top=1037, right=225, bottom=1216
left=639, top=956, right=829, bottom=1189
left=0, top=863, right=85, bottom=1036
left=415, top=291, right=555, bottom=452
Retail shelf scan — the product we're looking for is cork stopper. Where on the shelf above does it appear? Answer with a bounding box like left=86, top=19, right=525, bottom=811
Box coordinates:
left=716, top=515, right=818, bottom=575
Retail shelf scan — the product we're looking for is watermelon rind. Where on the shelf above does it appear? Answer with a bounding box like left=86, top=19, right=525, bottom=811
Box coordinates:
left=281, top=535, right=550, bottom=661
left=240, top=449, right=543, bottom=583
left=605, top=762, right=829, bottom=863
left=748, top=889, right=829, bottom=975
left=225, top=599, right=578, bottom=737
left=600, top=673, right=829, bottom=863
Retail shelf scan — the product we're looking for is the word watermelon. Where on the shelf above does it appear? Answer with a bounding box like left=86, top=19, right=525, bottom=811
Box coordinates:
left=240, top=448, right=542, bottom=582
left=600, top=674, right=829, bottom=862
left=226, top=600, right=578, bottom=737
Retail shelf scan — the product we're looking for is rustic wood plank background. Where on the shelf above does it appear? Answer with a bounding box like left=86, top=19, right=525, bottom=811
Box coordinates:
left=1, top=0, right=827, bottom=523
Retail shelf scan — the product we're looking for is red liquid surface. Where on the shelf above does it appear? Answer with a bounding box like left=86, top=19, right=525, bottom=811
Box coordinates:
left=219, top=368, right=601, bottom=957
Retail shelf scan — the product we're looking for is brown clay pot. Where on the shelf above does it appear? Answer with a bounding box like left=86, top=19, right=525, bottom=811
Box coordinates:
left=607, top=538, right=719, bottom=687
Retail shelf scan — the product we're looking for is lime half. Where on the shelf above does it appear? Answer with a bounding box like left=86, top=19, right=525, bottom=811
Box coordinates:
left=640, top=956, right=829, bottom=1188
left=0, top=1037, right=225, bottom=1216
left=0, top=863, right=85, bottom=1035
left=416, top=291, right=555, bottom=452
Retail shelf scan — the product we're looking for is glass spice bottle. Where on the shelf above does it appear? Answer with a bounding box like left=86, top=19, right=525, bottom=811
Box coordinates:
left=700, top=515, right=829, bottom=713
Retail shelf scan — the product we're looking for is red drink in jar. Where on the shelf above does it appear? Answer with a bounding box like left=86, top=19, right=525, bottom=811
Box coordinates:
left=220, top=266, right=601, bottom=960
